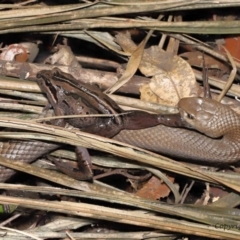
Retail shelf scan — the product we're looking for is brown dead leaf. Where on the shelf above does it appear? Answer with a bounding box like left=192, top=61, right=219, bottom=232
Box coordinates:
left=139, top=46, right=176, bottom=76
left=109, top=35, right=199, bottom=106
left=139, top=84, right=161, bottom=104
left=180, top=51, right=229, bottom=77
left=136, top=176, right=174, bottom=200
left=210, top=186, right=229, bottom=201
left=223, top=36, right=240, bottom=61
left=140, top=46, right=199, bottom=106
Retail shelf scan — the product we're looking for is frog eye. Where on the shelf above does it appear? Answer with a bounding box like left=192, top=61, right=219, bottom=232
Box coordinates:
left=186, top=113, right=194, bottom=120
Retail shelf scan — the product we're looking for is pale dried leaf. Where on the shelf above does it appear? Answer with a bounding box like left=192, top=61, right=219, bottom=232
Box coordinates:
left=140, top=46, right=199, bottom=106
left=139, top=46, right=175, bottom=76
left=0, top=44, right=28, bottom=62
left=139, top=84, right=161, bottom=104
left=44, top=45, right=78, bottom=67
left=20, top=42, right=39, bottom=63
left=44, top=45, right=82, bottom=77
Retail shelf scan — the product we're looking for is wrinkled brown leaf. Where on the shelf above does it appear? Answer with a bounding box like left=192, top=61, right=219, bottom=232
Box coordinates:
left=136, top=176, right=174, bottom=200
left=180, top=51, right=230, bottom=77
left=140, top=46, right=199, bottom=106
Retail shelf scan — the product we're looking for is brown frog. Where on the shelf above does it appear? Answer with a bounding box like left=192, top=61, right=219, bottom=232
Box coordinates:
left=37, top=68, right=184, bottom=137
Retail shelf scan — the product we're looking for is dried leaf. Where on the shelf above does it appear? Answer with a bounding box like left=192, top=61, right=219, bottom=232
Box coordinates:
left=136, top=176, right=174, bottom=200
left=180, top=51, right=229, bottom=77
left=139, top=46, right=176, bottom=76
left=44, top=45, right=82, bottom=77
left=0, top=44, right=28, bottom=62
left=106, top=32, right=147, bottom=94
left=44, top=45, right=76, bottom=66
left=223, top=36, right=240, bottom=61
left=140, top=46, right=199, bottom=106
left=20, top=42, right=39, bottom=63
